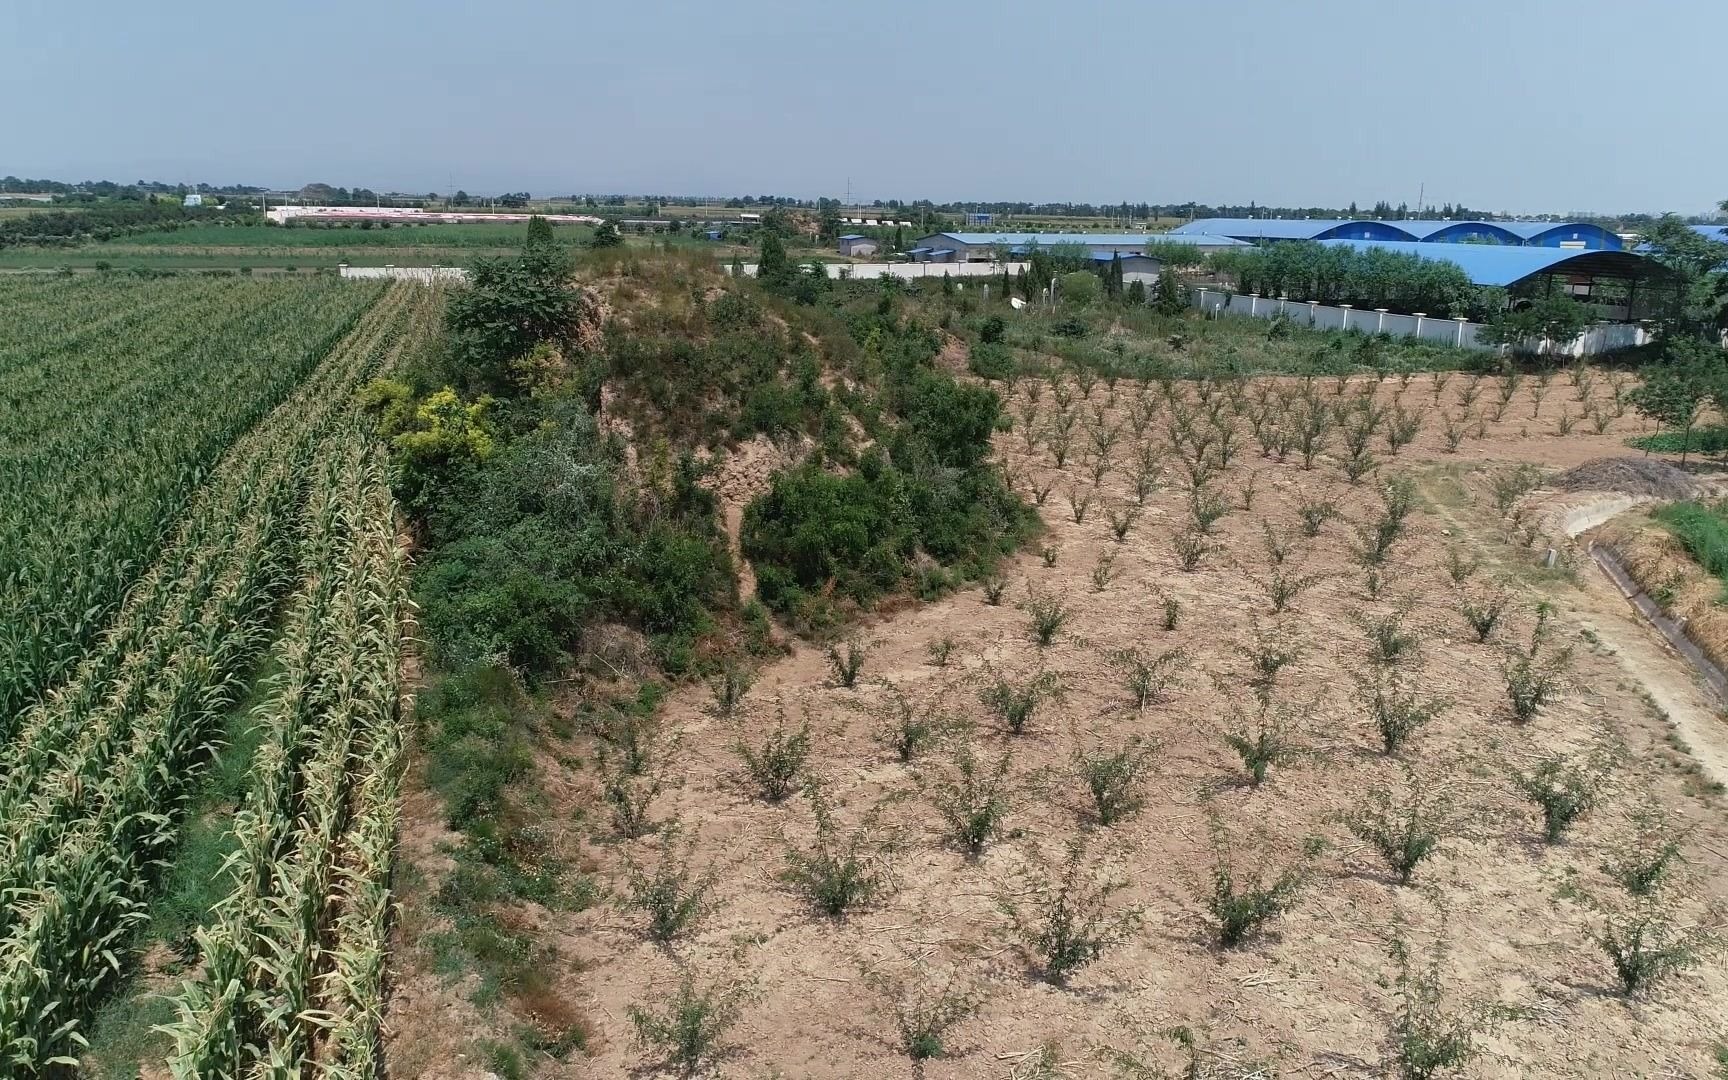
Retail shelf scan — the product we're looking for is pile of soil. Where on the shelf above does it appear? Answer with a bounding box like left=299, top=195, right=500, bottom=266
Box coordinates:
left=1554, top=456, right=1697, bottom=499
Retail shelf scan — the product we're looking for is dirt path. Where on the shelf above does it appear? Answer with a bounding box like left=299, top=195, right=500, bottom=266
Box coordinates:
left=704, top=435, right=797, bottom=605
left=1431, top=480, right=1728, bottom=791
left=1571, top=550, right=1728, bottom=785
left=1547, top=494, right=1728, bottom=789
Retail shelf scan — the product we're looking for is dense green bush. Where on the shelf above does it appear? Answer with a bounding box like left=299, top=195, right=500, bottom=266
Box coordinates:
left=414, top=398, right=733, bottom=676
left=743, top=453, right=914, bottom=616
left=445, top=241, right=589, bottom=392
left=743, top=308, right=1032, bottom=625
left=968, top=341, right=1014, bottom=380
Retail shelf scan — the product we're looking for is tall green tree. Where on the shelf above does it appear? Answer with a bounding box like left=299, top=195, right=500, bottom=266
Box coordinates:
left=818, top=201, right=842, bottom=243
left=446, top=238, right=582, bottom=393
left=524, top=214, right=555, bottom=248
left=587, top=220, right=623, bottom=249
left=1477, top=295, right=1593, bottom=357
left=758, top=231, right=794, bottom=293
left=1151, top=268, right=1187, bottom=316
left=1641, top=214, right=1728, bottom=339
left=1628, top=342, right=1719, bottom=464
left=1058, top=270, right=1100, bottom=306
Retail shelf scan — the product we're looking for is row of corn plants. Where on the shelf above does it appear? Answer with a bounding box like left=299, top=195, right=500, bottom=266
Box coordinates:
left=0, top=282, right=408, bottom=788
left=0, top=282, right=429, bottom=1074
left=161, top=431, right=409, bottom=1077
left=0, top=274, right=386, bottom=724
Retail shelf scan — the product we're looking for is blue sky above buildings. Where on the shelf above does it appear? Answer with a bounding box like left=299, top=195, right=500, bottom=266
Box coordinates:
left=5, top=0, right=1725, bottom=214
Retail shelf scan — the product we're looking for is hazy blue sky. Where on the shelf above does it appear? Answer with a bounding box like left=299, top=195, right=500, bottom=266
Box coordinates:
left=7, top=0, right=1724, bottom=214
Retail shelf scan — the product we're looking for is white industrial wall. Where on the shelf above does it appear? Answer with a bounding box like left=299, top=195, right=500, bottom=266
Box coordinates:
left=733, top=261, right=1031, bottom=281
left=1190, top=288, right=1648, bottom=357
left=339, top=265, right=470, bottom=282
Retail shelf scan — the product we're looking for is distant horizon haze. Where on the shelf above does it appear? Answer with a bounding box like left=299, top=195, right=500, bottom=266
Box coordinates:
left=6, top=0, right=1724, bottom=218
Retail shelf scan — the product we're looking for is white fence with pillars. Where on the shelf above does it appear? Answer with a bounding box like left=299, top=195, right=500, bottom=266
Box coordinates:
left=1191, top=288, right=1649, bottom=357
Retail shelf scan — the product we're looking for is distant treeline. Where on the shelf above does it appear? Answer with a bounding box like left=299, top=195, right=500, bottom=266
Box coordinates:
left=0, top=203, right=245, bottom=249
left=1, top=176, right=268, bottom=196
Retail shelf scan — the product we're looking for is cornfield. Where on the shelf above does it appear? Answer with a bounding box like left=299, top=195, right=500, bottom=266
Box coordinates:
left=0, top=278, right=435, bottom=1075
left=0, top=274, right=383, bottom=724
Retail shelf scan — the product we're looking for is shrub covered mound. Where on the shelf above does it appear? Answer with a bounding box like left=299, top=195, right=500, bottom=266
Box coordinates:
left=388, top=241, right=1034, bottom=677
left=738, top=290, right=1035, bottom=629
left=412, top=397, right=736, bottom=674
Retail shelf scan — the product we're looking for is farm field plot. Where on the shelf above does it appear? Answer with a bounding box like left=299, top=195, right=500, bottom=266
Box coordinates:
left=120, top=223, right=579, bottom=249
left=0, top=278, right=438, bottom=1075
left=388, top=362, right=1728, bottom=1077
left=0, top=221, right=593, bottom=270
left=0, top=273, right=383, bottom=722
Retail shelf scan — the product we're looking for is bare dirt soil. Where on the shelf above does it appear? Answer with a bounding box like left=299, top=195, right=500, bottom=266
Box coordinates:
left=388, top=369, right=1728, bottom=1078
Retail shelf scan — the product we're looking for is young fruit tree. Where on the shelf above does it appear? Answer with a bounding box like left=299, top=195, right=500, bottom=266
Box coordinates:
left=999, top=837, right=1144, bottom=984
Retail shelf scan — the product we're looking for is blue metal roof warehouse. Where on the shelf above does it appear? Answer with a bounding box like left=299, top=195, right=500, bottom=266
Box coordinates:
left=1314, top=239, right=1661, bottom=288
left=1172, top=218, right=1623, bottom=250
left=1170, top=219, right=1413, bottom=243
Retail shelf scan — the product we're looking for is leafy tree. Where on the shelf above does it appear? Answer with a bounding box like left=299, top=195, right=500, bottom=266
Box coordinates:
left=758, top=230, right=794, bottom=293
left=1152, top=268, right=1187, bottom=316
left=818, top=201, right=842, bottom=242
left=446, top=240, right=584, bottom=392
left=1058, top=270, right=1100, bottom=306
left=1640, top=214, right=1728, bottom=339
left=1103, top=253, right=1124, bottom=298
left=1628, top=344, right=1718, bottom=464
left=524, top=214, right=555, bottom=248
left=1214, top=239, right=1476, bottom=317
left=1477, top=295, right=1593, bottom=356
left=587, top=220, right=624, bottom=249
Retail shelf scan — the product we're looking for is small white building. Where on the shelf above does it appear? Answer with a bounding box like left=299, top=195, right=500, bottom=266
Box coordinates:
left=837, top=234, right=879, bottom=257
left=182, top=193, right=203, bottom=208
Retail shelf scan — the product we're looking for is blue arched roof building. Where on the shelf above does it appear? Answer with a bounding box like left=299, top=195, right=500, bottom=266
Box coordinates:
left=1170, top=218, right=1415, bottom=243
left=1171, top=218, right=1622, bottom=250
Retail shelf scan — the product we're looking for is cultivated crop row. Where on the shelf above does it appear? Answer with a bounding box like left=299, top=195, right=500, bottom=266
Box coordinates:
left=0, top=282, right=427, bottom=1074
left=162, top=432, right=407, bottom=1078
left=0, top=274, right=385, bottom=722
